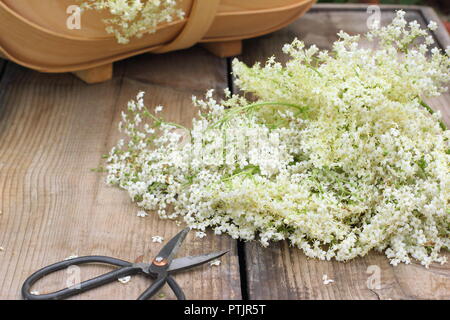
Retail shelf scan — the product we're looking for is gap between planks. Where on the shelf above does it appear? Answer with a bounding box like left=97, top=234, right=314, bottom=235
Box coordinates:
left=0, top=48, right=241, bottom=300
left=238, top=5, right=450, bottom=300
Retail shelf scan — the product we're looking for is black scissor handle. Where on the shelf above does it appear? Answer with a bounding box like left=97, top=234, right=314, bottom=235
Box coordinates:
left=138, top=274, right=167, bottom=300
left=137, top=274, right=186, bottom=300
left=166, top=276, right=186, bottom=300
left=22, top=256, right=140, bottom=300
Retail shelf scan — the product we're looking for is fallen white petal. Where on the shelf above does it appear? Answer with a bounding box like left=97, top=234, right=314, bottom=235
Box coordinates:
left=195, top=231, right=207, bottom=239
left=152, top=236, right=164, bottom=243
left=210, top=260, right=221, bottom=266
left=137, top=210, right=148, bottom=218
left=118, top=276, right=131, bottom=284
left=64, top=255, right=78, bottom=260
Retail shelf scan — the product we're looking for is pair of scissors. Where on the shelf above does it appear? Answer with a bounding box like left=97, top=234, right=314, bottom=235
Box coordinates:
left=22, top=228, right=227, bottom=300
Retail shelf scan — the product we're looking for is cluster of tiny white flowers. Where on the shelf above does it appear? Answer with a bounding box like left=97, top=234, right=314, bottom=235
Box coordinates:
left=80, top=0, right=184, bottom=44
left=195, top=231, right=207, bottom=239
left=105, top=12, right=449, bottom=267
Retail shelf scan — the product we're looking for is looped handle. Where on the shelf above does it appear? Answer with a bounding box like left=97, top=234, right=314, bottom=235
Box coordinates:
left=22, top=256, right=137, bottom=300
left=136, top=274, right=186, bottom=300
left=154, top=0, right=220, bottom=53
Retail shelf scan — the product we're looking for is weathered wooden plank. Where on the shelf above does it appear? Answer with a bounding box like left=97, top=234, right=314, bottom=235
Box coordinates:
left=240, top=5, right=450, bottom=300
left=0, top=47, right=241, bottom=299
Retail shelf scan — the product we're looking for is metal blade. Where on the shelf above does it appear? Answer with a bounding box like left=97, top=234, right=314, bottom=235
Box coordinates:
left=154, top=228, right=190, bottom=265
left=167, top=250, right=228, bottom=273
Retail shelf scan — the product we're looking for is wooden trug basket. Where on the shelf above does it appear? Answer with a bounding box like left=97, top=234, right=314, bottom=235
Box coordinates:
left=0, top=0, right=316, bottom=83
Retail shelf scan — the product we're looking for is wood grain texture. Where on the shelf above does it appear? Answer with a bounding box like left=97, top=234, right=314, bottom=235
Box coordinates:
left=1, top=5, right=449, bottom=301
left=0, top=48, right=241, bottom=299
left=240, top=5, right=450, bottom=300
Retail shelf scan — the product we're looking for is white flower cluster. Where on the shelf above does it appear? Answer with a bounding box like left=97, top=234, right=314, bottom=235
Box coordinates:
left=106, top=12, right=449, bottom=267
left=80, top=0, right=185, bottom=43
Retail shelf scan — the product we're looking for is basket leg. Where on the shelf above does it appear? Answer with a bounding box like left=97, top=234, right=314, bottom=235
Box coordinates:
left=201, top=40, right=242, bottom=58
left=72, top=63, right=113, bottom=84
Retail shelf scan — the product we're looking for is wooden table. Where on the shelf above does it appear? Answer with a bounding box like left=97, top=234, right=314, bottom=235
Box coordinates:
left=0, top=4, right=449, bottom=300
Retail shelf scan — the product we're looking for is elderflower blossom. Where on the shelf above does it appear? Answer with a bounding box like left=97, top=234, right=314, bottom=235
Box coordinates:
left=210, top=260, right=221, bottom=267
left=152, top=236, right=164, bottom=243
left=118, top=276, right=131, bottom=284
left=64, top=255, right=79, bottom=260
left=195, top=231, right=207, bottom=239
left=80, top=0, right=185, bottom=44
left=137, top=210, right=148, bottom=217
left=322, top=274, right=334, bottom=285
left=428, top=21, right=438, bottom=31
left=105, top=12, right=450, bottom=267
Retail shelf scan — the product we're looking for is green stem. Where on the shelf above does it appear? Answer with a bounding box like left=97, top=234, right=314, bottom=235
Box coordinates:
left=419, top=100, right=447, bottom=131
left=212, top=101, right=309, bottom=128
left=221, top=167, right=257, bottom=182
left=143, top=107, right=190, bottom=132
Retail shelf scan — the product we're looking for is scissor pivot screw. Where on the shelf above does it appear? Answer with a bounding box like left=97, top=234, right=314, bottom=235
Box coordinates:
left=153, top=257, right=168, bottom=266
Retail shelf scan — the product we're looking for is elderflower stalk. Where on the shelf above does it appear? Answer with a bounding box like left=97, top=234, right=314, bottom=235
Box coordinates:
left=106, top=11, right=450, bottom=267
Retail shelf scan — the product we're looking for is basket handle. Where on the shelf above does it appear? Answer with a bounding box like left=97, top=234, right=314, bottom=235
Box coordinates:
left=154, top=0, right=220, bottom=53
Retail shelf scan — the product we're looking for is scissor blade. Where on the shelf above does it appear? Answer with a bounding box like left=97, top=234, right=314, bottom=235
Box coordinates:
left=155, top=228, right=190, bottom=264
left=167, top=250, right=228, bottom=273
